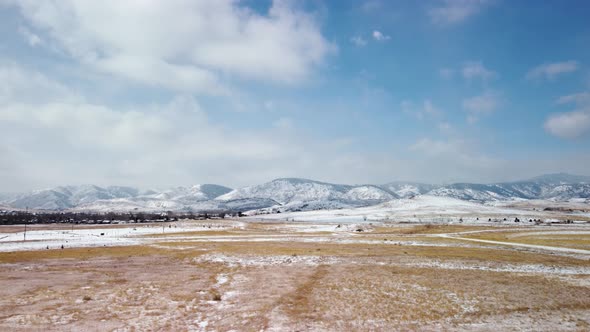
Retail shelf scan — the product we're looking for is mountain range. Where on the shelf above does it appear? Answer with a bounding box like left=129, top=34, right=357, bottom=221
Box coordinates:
left=1, top=173, right=589, bottom=213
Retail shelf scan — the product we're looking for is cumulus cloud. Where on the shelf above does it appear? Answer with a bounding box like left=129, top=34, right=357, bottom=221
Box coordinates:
left=0, top=63, right=410, bottom=190
left=5, top=0, right=335, bottom=93
left=526, top=60, right=579, bottom=81
left=544, top=111, right=590, bottom=139
left=546, top=90, right=590, bottom=139
left=462, top=91, right=500, bottom=122
left=428, top=0, right=491, bottom=26
left=0, top=63, right=281, bottom=189
left=372, top=30, right=391, bottom=41
left=462, top=61, right=496, bottom=81
left=0, top=61, right=78, bottom=104
left=1, top=64, right=587, bottom=190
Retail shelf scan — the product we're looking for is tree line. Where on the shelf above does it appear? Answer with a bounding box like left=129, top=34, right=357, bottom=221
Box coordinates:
left=0, top=210, right=244, bottom=225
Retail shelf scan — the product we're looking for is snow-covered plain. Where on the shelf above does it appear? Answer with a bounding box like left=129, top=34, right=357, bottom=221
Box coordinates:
left=2, top=195, right=588, bottom=253
left=246, top=195, right=576, bottom=223
left=0, top=221, right=243, bottom=252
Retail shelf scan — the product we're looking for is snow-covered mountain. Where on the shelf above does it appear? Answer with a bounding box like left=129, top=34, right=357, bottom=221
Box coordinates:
left=427, top=174, right=590, bottom=202
left=5, top=184, right=232, bottom=211
left=7, top=185, right=142, bottom=210
left=1, top=173, right=589, bottom=212
left=217, top=178, right=395, bottom=207
left=380, top=182, right=435, bottom=198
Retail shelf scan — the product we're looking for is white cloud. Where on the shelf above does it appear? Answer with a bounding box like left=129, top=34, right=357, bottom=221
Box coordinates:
left=546, top=90, right=590, bottom=139
left=0, top=64, right=281, bottom=189
left=462, top=61, right=496, bottom=81
left=0, top=63, right=406, bottom=190
left=556, top=92, right=590, bottom=106
left=462, top=91, right=500, bottom=122
left=372, top=30, right=391, bottom=41
left=6, top=0, right=335, bottom=93
left=0, top=61, right=78, bottom=104
left=428, top=0, right=491, bottom=26
left=526, top=61, right=579, bottom=81
left=401, top=99, right=442, bottom=120
left=1, top=62, right=587, bottom=189
left=350, top=36, right=368, bottom=47
left=544, top=110, right=590, bottom=139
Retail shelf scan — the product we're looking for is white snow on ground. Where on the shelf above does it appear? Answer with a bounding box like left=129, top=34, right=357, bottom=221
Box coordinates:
left=246, top=195, right=558, bottom=223
left=275, top=223, right=372, bottom=233
left=403, top=260, right=590, bottom=275
left=146, top=235, right=489, bottom=249
left=506, top=230, right=590, bottom=238
left=196, top=253, right=590, bottom=275
left=0, top=221, right=242, bottom=252
left=195, top=253, right=344, bottom=267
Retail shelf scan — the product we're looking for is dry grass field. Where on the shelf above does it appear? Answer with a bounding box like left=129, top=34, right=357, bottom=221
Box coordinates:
left=1, top=220, right=590, bottom=331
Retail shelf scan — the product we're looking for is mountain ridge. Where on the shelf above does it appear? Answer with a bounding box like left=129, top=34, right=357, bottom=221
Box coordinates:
left=1, top=174, right=589, bottom=212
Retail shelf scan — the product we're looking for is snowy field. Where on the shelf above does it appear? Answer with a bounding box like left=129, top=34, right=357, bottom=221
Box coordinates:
left=0, top=195, right=588, bottom=255
left=0, top=220, right=244, bottom=252
left=1, top=210, right=590, bottom=330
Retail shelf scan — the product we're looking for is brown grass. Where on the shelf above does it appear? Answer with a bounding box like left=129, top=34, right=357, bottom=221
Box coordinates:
left=464, top=230, right=590, bottom=250
left=155, top=239, right=589, bottom=267
left=0, top=245, right=168, bottom=263
left=269, top=264, right=590, bottom=330
left=372, top=224, right=498, bottom=235
left=2, top=223, right=590, bottom=330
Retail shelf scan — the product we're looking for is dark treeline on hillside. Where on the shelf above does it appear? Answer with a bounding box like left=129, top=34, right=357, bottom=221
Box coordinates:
left=0, top=210, right=244, bottom=225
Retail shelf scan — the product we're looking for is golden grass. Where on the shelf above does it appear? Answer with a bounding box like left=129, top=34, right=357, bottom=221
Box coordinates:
left=1, top=233, right=590, bottom=331
left=0, top=245, right=166, bottom=263
left=372, top=224, right=497, bottom=235
left=237, top=262, right=590, bottom=331
left=3, top=224, right=589, bottom=269
left=155, top=239, right=589, bottom=267
left=465, top=231, right=590, bottom=251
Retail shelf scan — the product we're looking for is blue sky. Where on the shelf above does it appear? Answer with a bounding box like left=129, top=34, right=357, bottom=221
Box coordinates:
left=0, top=0, right=589, bottom=191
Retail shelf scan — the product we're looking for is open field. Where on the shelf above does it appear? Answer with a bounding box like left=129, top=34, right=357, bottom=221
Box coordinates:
left=1, top=220, right=590, bottom=331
